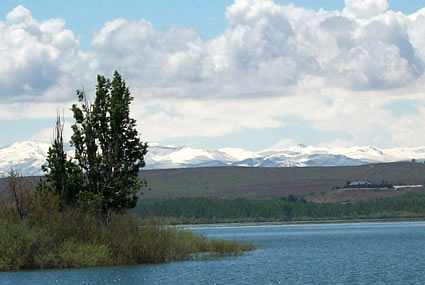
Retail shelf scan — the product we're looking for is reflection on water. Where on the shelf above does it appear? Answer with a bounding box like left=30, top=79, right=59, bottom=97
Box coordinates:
left=1, top=222, right=425, bottom=284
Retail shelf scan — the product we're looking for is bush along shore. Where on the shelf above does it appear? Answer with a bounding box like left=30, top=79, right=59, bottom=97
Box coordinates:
left=0, top=195, right=255, bottom=271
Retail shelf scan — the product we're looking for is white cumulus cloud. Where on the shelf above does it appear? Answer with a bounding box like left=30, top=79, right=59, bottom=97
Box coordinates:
left=0, top=5, right=98, bottom=102
left=343, top=0, right=389, bottom=19
left=91, top=0, right=425, bottom=99
left=2, top=2, right=425, bottom=149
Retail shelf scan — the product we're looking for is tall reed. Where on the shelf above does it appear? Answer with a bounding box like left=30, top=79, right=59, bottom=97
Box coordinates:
left=0, top=205, right=255, bottom=271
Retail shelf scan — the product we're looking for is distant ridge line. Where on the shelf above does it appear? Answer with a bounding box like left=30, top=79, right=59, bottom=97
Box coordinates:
left=1, top=140, right=425, bottom=176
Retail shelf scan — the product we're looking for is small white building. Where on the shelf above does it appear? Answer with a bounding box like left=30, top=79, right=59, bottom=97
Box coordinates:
left=348, top=181, right=372, bottom=187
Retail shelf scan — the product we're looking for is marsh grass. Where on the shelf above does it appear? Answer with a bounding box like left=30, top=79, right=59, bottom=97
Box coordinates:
left=0, top=175, right=255, bottom=271
left=0, top=207, right=255, bottom=271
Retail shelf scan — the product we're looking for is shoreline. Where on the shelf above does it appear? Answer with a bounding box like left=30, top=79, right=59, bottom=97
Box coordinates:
left=177, top=217, right=425, bottom=229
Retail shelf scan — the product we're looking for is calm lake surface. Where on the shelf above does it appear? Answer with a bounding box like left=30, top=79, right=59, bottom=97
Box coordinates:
left=1, top=222, right=425, bottom=284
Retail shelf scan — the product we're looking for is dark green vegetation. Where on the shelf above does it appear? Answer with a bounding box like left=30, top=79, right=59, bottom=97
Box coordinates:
left=139, top=162, right=425, bottom=202
left=69, top=72, right=148, bottom=214
left=40, top=116, right=84, bottom=207
left=133, top=193, right=425, bottom=224
left=0, top=72, right=254, bottom=271
left=40, top=71, right=148, bottom=215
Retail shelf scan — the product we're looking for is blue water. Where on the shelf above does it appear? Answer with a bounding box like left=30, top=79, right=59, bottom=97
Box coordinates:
left=1, top=222, right=425, bottom=284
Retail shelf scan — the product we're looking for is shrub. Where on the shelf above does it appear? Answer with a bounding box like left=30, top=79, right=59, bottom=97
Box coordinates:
left=0, top=170, right=35, bottom=221
left=0, top=220, right=50, bottom=270
left=0, top=206, right=255, bottom=271
left=59, top=240, right=111, bottom=268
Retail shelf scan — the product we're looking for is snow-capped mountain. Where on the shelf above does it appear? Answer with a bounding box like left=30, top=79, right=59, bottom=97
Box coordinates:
left=0, top=141, right=50, bottom=176
left=0, top=141, right=74, bottom=176
left=0, top=141, right=424, bottom=176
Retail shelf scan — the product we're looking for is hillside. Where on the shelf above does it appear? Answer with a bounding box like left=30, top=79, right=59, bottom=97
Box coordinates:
left=139, top=162, right=425, bottom=201
left=1, top=161, right=424, bottom=203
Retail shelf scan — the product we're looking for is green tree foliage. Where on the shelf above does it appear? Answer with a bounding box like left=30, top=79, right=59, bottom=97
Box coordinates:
left=40, top=115, right=84, bottom=207
left=70, top=71, right=148, bottom=214
left=134, top=193, right=425, bottom=223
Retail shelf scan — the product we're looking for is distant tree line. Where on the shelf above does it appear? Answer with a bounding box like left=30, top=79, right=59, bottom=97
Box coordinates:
left=133, top=193, right=425, bottom=223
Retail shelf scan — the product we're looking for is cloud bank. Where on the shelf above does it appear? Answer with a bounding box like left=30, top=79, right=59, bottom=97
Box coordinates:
left=93, top=0, right=425, bottom=94
left=1, top=1, right=425, bottom=148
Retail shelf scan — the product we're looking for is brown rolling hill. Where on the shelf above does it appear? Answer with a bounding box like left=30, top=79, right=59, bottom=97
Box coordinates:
left=139, top=162, right=425, bottom=202
left=1, top=162, right=424, bottom=203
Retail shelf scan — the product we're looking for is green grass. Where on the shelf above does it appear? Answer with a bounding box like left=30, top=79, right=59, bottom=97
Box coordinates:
left=0, top=210, right=255, bottom=271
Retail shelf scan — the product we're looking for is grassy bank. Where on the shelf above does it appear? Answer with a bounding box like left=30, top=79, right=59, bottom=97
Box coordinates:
left=0, top=209, right=254, bottom=271
left=0, top=172, right=255, bottom=271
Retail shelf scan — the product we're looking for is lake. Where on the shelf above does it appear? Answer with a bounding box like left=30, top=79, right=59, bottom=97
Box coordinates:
left=1, top=222, right=424, bottom=284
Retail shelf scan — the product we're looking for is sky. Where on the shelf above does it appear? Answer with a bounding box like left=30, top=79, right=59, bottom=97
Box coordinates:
left=1, top=0, right=425, bottom=151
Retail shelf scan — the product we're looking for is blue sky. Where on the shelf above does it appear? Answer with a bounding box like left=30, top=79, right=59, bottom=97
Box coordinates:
left=1, top=0, right=425, bottom=150
left=1, top=1, right=423, bottom=48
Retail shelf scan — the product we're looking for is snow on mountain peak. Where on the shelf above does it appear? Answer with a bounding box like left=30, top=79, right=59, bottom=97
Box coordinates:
left=218, top=148, right=258, bottom=161
left=0, top=141, right=50, bottom=177
left=0, top=140, right=424, bottom=176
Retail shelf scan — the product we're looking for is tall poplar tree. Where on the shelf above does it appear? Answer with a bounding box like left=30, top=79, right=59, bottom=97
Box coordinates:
left=71, top=71, right=148, bottom=214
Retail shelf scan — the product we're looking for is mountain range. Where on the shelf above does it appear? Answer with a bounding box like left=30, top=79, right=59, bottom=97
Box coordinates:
left=1, top=140, right=424, bottom=177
